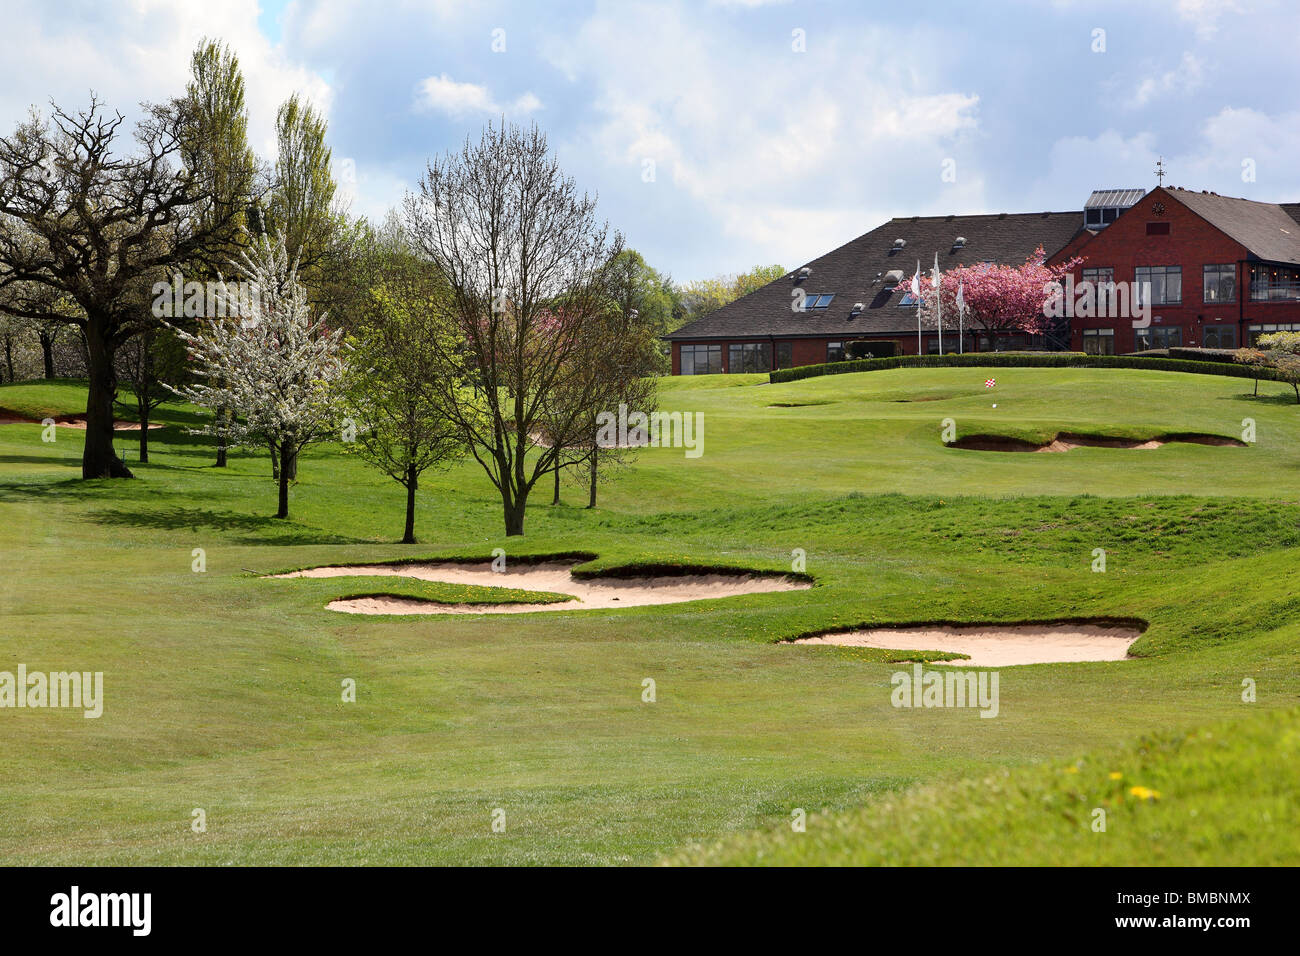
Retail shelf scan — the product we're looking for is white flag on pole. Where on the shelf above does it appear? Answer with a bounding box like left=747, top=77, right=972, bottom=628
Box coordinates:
left=911, top=262, right=920, bottom=298
left=956, top=280, right=965, bottom=312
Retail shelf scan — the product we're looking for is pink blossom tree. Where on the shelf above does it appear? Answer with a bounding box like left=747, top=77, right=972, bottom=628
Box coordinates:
left=911, top=246, right=1083, bottom=348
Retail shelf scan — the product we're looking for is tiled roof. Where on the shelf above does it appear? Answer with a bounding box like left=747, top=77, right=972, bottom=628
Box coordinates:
left=1167, top=188, right=1300, bottom=266
left=667, top=211, right=1086, bottom=340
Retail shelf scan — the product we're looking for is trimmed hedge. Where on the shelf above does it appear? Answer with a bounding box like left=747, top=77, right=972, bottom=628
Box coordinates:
left=768, top=351, right=1282, bottom=384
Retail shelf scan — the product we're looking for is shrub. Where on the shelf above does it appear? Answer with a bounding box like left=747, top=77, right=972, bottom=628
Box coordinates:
left=768, top=352, right=1286, bottom=384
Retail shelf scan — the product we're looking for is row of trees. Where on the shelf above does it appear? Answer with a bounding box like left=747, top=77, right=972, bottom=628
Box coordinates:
left=0, top=38, right=352, bottom=478
left=170, top=124, right=662, bottom=538
left=0, top=39, right=674, bottom=538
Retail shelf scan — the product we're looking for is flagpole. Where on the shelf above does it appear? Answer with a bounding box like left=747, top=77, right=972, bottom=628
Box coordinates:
left=934, top=253, right=943, bottom=355
left=914, top=259, right=921, bottom=354
left=957, top=279, right=966, bottom=354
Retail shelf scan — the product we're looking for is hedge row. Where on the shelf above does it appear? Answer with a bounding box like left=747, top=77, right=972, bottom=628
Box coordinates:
left=767, top=351, right=1282, bottom=384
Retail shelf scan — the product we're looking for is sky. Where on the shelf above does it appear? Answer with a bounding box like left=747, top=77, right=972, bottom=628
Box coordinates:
left=1, top=0, right=1298, bottom=283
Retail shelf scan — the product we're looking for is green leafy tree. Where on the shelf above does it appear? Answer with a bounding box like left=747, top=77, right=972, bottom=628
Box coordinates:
left=180, top=39, right=261, bottom=467
left=672, top=264, right=785, bottom=330
left=341, top=227, right=462, bottom=543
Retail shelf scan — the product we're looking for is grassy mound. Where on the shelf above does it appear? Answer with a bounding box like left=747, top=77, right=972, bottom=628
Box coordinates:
left=674, top=706, right=1300, bottom=865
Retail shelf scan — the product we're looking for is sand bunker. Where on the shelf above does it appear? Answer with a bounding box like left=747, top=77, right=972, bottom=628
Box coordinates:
left=950, top=432, right=1244, bottom=453
left=0, top=410, right=160, bottom=430
left=789, top=622, right=1142, bottom=666
left=269, top=559, right=809, bottom=615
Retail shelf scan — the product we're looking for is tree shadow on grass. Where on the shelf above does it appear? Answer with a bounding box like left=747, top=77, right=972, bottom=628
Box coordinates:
left=1221, top=391, right=1300, bottom=407
left=88, top=505, right=368, bottom=545
left=0, top=454, right=81, bottom=468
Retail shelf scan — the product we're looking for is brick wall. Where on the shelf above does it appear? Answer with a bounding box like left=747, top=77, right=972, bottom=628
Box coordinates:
left=1051, top=187, right=1300, bottom=352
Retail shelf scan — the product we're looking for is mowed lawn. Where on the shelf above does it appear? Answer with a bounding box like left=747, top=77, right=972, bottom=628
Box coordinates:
left=0, top=367, right=1297, bottom=865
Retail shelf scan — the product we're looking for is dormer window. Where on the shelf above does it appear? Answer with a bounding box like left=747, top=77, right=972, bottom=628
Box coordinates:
left=801, top=293, right=834, bottom=310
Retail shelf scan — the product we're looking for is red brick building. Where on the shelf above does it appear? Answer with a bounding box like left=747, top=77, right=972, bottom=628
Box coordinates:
left=1049, top=186, right=1300, bottom=354
left=666, top=186, right=1300, bottom=373
left=665, top=210, right=1083, bottom=374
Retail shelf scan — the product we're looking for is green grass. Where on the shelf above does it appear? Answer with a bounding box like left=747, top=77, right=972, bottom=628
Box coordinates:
left=259, top=575, right=576, bottom=609
left=677, top=707, right=1300, bottom=865
left=1, top=367, right=1297, bottom=865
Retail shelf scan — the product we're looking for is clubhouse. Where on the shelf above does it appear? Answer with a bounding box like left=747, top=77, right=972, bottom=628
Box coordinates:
left=666, top=186, right=1300, bottom=374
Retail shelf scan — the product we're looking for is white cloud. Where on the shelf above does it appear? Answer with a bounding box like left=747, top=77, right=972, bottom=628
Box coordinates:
left=1175, top=0, right=1245, bottom=38
left=540, top=2, right=985, bottom=272
left=1129, top=52, right=1206, bottom=108
left=0, top=0, right=330, bottom=160
left=414, top=74, right=542, bottom=118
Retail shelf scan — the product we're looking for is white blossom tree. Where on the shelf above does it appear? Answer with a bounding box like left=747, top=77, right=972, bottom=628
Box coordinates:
left=169, top=233, right=348, bottom=518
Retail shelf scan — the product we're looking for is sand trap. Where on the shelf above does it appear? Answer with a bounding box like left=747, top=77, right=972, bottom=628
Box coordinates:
left=789, top=622, right=1142, bottom=666
left=0, top=411, right=161, bottom=430
left=950, top=432, right=1244, bottom=453
left=269, top=559, right=809, bottom=615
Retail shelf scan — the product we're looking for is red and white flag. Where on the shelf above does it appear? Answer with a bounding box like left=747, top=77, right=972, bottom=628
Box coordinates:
left=984, top=378, right=997, bottom=388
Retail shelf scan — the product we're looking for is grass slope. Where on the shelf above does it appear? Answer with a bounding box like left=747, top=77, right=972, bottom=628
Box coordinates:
left=0, top=367, right=1297, bottom=865
left=677, top=707, right=1300, bottom=865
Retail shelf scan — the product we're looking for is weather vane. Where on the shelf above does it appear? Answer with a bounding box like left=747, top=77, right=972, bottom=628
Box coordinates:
left=1155, top=156, right=1166, bottom=186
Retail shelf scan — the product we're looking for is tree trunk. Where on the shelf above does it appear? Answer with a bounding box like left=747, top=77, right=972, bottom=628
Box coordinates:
left=502, top=484, right=527, bottom=536
left=82, top=323, right=133, bottom=479
left=214, top=405, right=228, bottom=467
left=276, top=441, right=292, bottom=518
left=402, top=465, right=418, bottom=544
left=269, top=438, right=279, bottom=479
left=587, top=446, right=598, bottom=509
left=552, top=465, right=560, bottom=505
left=137, top=400, right=150, bottom=464
left=39, top=331, right=56, bottom=379
left=285, top=447, right=298, bottom=480
left=2, top=336, right=13, bottom=382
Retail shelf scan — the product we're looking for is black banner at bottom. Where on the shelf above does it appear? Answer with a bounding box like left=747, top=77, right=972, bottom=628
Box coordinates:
left=0, top=865, right=1274, bottom=942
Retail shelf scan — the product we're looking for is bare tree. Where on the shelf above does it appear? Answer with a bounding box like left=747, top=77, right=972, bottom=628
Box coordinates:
left=403, top=121, right=624, bottom=536
left=0, top=96, right=256, bottom=477
left=114, top=324, right=187, bottom=463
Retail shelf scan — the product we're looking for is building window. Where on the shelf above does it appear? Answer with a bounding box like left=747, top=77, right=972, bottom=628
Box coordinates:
left=1081, top=328, right=1115, bottom=355
left=827, top=341, right=845, bottom=362
left=1203, top=264, right=1237, bottom=303
left=1135, top=326, right=1182, bottom=350
left=1134, top=266, right=1181, bottom=306
left=1082, top=267, right=1115, bottom=314
left=799, top=293, right=835, bottom=311
left=898, top=291, right=920, bottom=306
left=1248, top=322, right=1300, bottom=344
left=727, top=342, right=772, bottom=374
left=1146, top=221, right=1171, bottom=236
left=775, top=341, right=792, bottom=369
left=1086, top=207, right=1122, bottom=227
left=1202, top=324, right=1237, bottom=348
left=679, top=344, right=721, bottom=375
left=1249, top=264, right=1300, bottom=301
